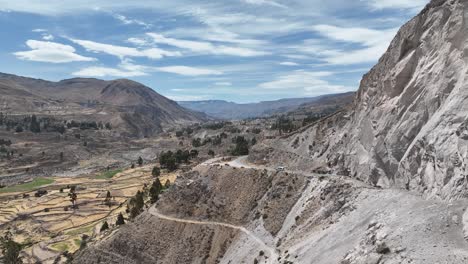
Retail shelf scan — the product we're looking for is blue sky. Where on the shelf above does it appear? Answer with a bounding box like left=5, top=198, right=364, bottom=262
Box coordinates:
left=0, top=0, right=429, bottom=103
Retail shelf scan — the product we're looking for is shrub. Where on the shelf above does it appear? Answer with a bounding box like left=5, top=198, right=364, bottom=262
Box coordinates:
left=231, top=136, right=249, bottom=156
left=192, top=138, right=202, bottom=147
left=152, top=166, right=161, bottom=177
left=149, top=179, right=163, bottom=203
left=0, top=231, right=22, bottom=264
left=129, top=191, right=144, bottom=219
left=116, top=213, right=125, bottom=226
left=208, top=150, right=215, bottom=157
left=100, top=221, right=109, bottom=232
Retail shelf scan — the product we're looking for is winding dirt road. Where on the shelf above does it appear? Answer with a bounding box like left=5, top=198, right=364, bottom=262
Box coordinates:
left=148, top=206, right=279, bottom=263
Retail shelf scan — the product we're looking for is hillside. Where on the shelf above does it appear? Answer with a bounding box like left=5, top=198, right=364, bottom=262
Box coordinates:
left=179, top=92, right=354, bottom=120
left=250, top=0, right=468, bottom=200
left=74, top=1, right=468, bottom=264
left=0, top=73, right=207, bottom=137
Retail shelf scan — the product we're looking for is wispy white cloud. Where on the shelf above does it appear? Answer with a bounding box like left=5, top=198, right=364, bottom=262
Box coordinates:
left=69, top=38, right=181, bottom=59
left=312, top=25, right=398, bottom=46
left=167, top=94, right=212, bottom=101
left=363, top=0, right=428, bottom=10
left=241, top=0, right=287, bottom=9
left=302, top=25, right=399, bottom=65
left=42, top=34, right=54, bottom=41
left=14, top=40, right=96, bottom=63
left=72, top=66, right=146, bottom=77
left=126, top=37, right=149, bottom=46
left=258, top=70, right=350, bottom=95
left=74, top=59, right=223, bottom=77
left=215, top=82, right=232, bottom=86
left=279, top=61, right=299, bottom=66
left=156, top=66, right=223, bottom=76
left=111, top=13, right=152, bottom=28
left=146, top=33, right=269, bottom=57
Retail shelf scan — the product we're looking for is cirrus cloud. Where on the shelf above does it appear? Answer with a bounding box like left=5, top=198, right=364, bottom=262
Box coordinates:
left=72, top=66, right=146, bottom=77
left=13, top=40, right=96, bottom=63
left=69, top=38, right=181, bottom=59
left=146, top=33, right=269, bottom=57
left=259, top=70, right=350, bottom=95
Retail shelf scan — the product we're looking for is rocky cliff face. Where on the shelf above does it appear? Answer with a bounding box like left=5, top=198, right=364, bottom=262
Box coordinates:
left=251, top=0, right=468, bottom=200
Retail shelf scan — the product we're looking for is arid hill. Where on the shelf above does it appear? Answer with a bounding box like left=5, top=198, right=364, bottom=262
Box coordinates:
left=179, top=92, right=354, bottom=120
left=0, top=73, right=207, bottom=137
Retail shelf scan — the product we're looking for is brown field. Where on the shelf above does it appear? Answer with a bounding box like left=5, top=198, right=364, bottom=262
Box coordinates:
left=0, top=164, right=177, bottom=264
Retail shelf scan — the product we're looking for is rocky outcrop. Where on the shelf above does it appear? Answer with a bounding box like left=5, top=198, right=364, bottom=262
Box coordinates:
left=251, top=0, right=468, bottom=200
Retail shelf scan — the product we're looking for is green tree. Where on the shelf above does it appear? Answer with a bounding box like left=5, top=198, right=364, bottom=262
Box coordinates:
left=0, top=231, right=22, bottom=264
left=30, top=115, right=41, bottom=133
left=231, top=136, right=249, bottom=156
left=56, top=125, right=66, bottom=135
left=251, top=137, right=257, bottom=145
left=137, top=156, right=143, bottom=166
left=100, top=221, right=109, bottom=232
left=175, top=150, right=190, bottom=163
left=159, top=151, right=177, bottom=171
left=116, top=213, right=125, bottom=226
left=149, top=178, right=163, bottom=203
left=15, top=125, right=23, bottom=133
left=190, top=149, right=198, bottom=159
left=152, top=166, right=161, bottom=177
left=80, top=235, right=88, bottom=250
left=129, top=191, right=144, bottom=219
left=192, top=138, right=202, bottom=147
left=164, top=179, right=171, bottom=188
left=208, top=149, right=215, bottom=157
left=68, top=188, right=77, bottom=208
left=104, top=191, right=112, bottom=207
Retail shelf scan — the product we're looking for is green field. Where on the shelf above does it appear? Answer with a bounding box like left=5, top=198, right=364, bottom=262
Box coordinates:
left=96, top=169, right=123, bottom=179
left=0, top=178, right=54, bottom=193
left=49, top=241, right=69, bottom=252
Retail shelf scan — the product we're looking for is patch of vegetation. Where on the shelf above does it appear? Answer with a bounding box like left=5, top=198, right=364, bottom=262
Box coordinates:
left=96, top=169, right=123, bottom=179
left=231, top=136, right=250, bottom=156
left=65, top=225, right=94, bottom=236
left=0, top=231, right=22, bottom=264
left=271, top=116, right=296, bottom=134
left=73, top=238, right=81, bottom=247
left=116, top=213, right=125, bottom=226
left=202, top=121, right=231, bottom=130
left=159, top=149, right=196, bottom=171
left=128, top=191, right=144, bottom=219
left=0, top=178, right=54, bottom=193
left=149, top=178, right=163, bottom=203
left=50, top=241, right=69, bottom=252
left=152, top=166, right=161, bottom=177
left=100, top=221, right=109, bottom=232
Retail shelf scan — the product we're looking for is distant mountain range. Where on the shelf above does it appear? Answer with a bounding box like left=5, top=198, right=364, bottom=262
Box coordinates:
left=179, top=92, right=355, bottom=119
left=0, top=73, right=207, bottom=137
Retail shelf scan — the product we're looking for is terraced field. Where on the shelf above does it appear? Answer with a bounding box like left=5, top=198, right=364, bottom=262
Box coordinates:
left=0, top=165, right=177, bottom=263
